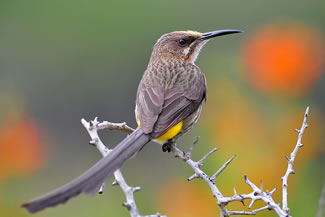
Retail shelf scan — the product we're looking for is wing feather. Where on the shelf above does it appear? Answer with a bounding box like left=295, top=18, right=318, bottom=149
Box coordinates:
left=136, top=65, right=206, bottom=138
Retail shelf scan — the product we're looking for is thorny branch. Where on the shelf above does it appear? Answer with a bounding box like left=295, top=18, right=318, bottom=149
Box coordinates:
left=81, top=118, right=165, bottom=217
left=281, top=106, right=309, bottom=215
left=169, top=136, right=288, bottom=217
left=81, top=107, right=310, bottom=217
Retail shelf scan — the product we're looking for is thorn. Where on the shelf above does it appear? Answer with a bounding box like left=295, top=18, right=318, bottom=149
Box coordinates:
left=291, top=170, right=295, bottom=175
left=89, top=141, right=96, bottom=146
left=285, top=155, right=290, bottom=161
left=233, top=187, right=237, bottom=195
left=198, top=148, right=217, bottom=165
left=98, top=183, right=105, bottom=194
left=299, top=143, right=304, bottom=147
left=305, top=107, right=309, bottom=117
left=194, top=136, right=200, bottom=142
left=188, top=174, right=198, bottom=181
left=210, top=154, right=236, bottom=182
left=122, top=202, right=131, bottom=211
left=294, top=129, right=300, bottom=133
left=112, top=180, right=119, bottom=186
left=249, top=199, right=256, bottom=209
left=260, top=180, right=263, bottom=193
left=270, top=188, right=277, bottom=196
left=133, top=186, right=141, bottom=193
left=187, top=136, right=200, bottom=157
left=240, top=197, right=246, bottom=207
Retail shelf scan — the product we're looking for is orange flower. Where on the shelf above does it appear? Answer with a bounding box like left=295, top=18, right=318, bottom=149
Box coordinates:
left=242, top=23, right=325, bottom=95
left=0, top=119, right=47, bottom=181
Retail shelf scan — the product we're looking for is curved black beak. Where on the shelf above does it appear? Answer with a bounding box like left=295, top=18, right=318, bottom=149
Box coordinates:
left=198, top=29, right=243, bottom=40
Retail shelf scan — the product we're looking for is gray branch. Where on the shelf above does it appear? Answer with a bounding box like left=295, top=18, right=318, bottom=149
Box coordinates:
left=81, top=117, right=165, bottom=217
left=281, top=106, right=309, bottom=215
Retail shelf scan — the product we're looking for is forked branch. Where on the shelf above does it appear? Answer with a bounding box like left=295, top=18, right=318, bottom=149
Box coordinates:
left=81, top=118, right=165, bottom=217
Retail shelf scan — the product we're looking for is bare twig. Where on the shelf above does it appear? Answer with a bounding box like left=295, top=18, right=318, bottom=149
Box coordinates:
left=171, top=143, right=266, bottom=217
left=97, top=120, right=134, bottom=134
left=227, top=210, right=256, bottom=215
left=252, top=205, right=271, bottom=213
left=281, top=106, right=309, bottom=215
left=210, top=154, right=236, bottom=184
left=81, top=118, right=164, bottom=217
left=176, top=143, right=282, bottom=217
left=244, top=175, right=287, bottom=216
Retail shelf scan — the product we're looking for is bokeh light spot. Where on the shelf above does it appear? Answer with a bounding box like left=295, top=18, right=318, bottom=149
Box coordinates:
left=157, top=179, right=217, bottom=217
left=242, top=23, right=325, bottom=95
left=0, top=119, right=47, bottom=181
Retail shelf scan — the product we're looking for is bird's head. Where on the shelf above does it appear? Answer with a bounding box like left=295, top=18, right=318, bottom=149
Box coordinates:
left=151, top=30, right=242, bottom=63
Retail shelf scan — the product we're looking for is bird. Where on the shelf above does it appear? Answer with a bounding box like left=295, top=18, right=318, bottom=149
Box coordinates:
left=22, top=29, right=242, bottom=213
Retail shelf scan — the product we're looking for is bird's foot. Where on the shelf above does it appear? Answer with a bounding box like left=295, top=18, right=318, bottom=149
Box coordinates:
left=162, top=140, right=174, bottom=152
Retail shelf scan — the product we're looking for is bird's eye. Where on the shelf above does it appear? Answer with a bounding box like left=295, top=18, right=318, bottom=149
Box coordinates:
left=178, top=39, right=187, bottom=46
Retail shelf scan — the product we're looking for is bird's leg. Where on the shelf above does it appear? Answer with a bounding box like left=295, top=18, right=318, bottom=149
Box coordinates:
left=162, top=139, right=175, bottom=152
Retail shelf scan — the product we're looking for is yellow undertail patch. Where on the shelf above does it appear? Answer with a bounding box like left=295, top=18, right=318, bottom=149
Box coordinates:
left=137, top=120, right=184, bottom=143
left=156, top=121, right=183, bottom=143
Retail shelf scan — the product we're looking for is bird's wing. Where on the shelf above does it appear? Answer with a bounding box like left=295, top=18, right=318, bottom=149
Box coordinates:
left=136, top=66, right=207, bottom=138
left=136, top=82, right=165, bottom=134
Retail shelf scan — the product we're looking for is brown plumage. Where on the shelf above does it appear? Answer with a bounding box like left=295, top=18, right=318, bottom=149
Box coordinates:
left=136, top=56, right=207, bottom=139
left=22, top=29, right=241, bottom=214
left=136, top=31, right=207, bottom=141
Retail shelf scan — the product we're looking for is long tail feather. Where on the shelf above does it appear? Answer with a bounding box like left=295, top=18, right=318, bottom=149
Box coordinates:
left=22, top=128, right=149, bottom=213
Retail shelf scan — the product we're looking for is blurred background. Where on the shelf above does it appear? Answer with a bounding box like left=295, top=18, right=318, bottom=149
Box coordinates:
left=0, top=0, right=324, bottom=216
